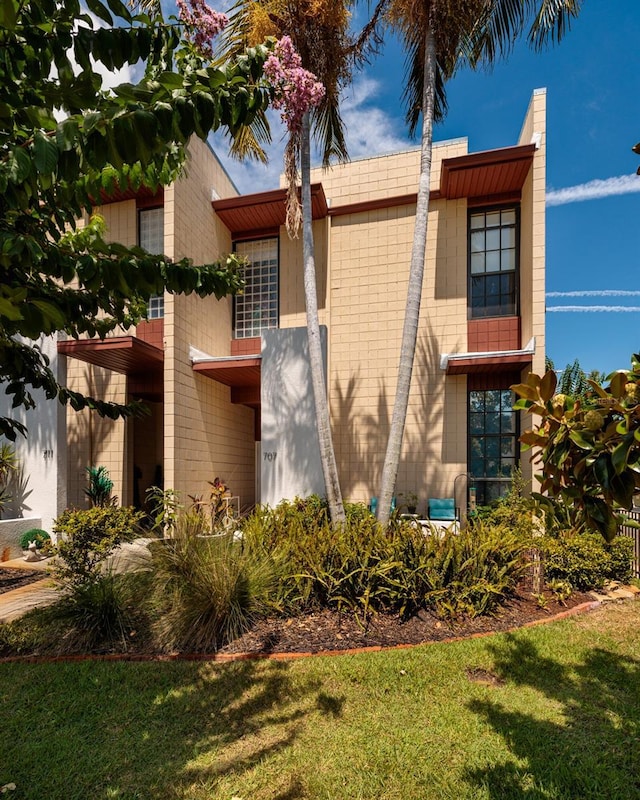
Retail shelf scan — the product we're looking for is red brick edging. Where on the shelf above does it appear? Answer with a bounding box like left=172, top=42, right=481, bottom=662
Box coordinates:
left=0, top=601, right=601, bottom=666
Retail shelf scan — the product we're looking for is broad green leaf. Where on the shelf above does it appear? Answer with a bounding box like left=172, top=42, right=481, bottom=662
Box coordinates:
left=7, top=147, right=31, bottom=183
left=105, top=0, right=131, bottom=23
left=31, top=300, right=67, bottom=329
left=569, top=429, right=593, bottom=450
left=157, top=71, right=184, bottom=90
left=33, top=131, right=58, bottom=175
left=0, top=296, right=23, bottom=321
left=85, top=0, right=113, bottom=25
left=0, top=0, right=17, bottom=30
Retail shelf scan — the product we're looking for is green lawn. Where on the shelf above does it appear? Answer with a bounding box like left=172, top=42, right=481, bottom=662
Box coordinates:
left=1, top=602, right=639, bottom=800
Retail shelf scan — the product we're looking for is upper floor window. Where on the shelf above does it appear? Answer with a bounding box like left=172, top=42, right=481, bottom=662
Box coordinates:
left=139, top=207, right=164, bottom=319
left=234, top=238, right=278, bottom=339
left=469, top=207, right=518, bottom=319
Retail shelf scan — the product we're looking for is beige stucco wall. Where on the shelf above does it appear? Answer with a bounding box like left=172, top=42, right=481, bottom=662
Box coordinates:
left=165, top=138, right=257, bottom=508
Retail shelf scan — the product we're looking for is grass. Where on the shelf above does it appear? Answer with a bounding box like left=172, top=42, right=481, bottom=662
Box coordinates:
left=1, top=602, right=639, bottom=799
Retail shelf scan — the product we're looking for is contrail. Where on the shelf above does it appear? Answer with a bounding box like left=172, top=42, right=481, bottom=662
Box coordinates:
left=546, top=290, right=640, bottom=298
left=546, top=305, right=640, bottom=313
left=546, top=174, right=640, bottom=206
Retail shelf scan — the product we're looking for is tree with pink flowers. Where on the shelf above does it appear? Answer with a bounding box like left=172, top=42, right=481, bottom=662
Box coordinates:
left=219, top=1, right=386, bottom=524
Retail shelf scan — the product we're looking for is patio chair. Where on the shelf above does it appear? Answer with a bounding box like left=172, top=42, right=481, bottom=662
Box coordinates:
left=426, top=498, right=460, bottom=533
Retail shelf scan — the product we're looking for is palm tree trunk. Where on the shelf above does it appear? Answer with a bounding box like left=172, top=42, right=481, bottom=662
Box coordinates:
left=301, top=112, right=346, bottom=524
left=377, top=25, right=436, bottom=526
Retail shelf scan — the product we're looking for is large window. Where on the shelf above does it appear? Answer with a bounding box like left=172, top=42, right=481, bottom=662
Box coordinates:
left=139, top=207, right=164, bottom=319
left=469, top=207, right=518, bottom=318
left=234, top=238, right=278, bottom=339
left=468, top=388, right=519, bottom=506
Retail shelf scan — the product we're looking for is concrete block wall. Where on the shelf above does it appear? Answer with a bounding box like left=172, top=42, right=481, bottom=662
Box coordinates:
left=65, top=200, right=137, bottom=508
left=165, top=138, right=256, bottom=507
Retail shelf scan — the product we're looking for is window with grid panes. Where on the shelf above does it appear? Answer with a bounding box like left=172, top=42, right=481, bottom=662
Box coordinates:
left=139, top=207, right=164, bottom=319
left=468, top=388, right=519, bottom=505
left=234, top=238, right=278, bottom=338
left=469, top=207, right=518, bottom=318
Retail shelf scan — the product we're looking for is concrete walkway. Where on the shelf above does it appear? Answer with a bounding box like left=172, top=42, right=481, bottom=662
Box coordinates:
left=0, top=557, right=58, bottom=623
left=0, top=539, right=153, bottom=624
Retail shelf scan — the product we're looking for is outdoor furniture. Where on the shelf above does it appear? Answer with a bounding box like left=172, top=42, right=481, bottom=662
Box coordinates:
left=425, top=498, right=460, bottom=534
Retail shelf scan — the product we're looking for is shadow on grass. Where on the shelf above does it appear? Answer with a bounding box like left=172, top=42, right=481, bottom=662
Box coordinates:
left=0, top=656, right=337, bottom=799
left=464, top=634, right=640, bottom=799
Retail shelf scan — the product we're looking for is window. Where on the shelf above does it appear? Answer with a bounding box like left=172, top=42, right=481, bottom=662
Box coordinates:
left=234, top=238, right=278, bottom=339
left=469, top=207, right=518, bottom=318
left=139, top=207, right=164, bottom=319
left=468, top=388, right=519, bottom=505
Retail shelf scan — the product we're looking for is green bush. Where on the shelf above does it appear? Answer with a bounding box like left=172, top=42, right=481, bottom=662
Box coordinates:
left=47, top=571, right=140, bottom=652
left=241, top=498, right=529, bottom=620
left=53, top=505, right=144, bottom=587
left=148, top=519, right=274, bottom=652
left=541, top=533, right=634, bottom=590
left=19, top=528, right=50, bottom=550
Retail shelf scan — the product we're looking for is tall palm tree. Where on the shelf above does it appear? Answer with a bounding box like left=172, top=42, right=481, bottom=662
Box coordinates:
left=222, top=0, right=386, bottom=525
left=376, top=0, right=583, bottom=525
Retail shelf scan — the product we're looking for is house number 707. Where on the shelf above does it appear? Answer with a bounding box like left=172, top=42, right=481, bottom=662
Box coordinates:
left=263, top=452, right=277, bottom=462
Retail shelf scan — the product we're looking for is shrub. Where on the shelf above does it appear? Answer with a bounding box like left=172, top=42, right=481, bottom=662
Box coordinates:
left=421, top=520, right=529, bottom=619
left=241, top=498, right=529, bottom=621
left=541, top=533, right=634, bottom=590
left=19, top=528, right=50, bottom=551
left=53, top=505, right=144, bottom=587
left=48, top=571, right=139, bottom=652
left=148, top=519, right=274, bottom=652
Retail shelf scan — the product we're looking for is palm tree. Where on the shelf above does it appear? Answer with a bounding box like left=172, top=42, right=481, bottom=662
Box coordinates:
left=222, top=0, right=386, bottom=525
left=376, top=0, right=582, bottom=525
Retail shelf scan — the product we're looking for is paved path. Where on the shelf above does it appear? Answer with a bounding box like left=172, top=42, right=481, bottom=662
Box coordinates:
left=0, top=557, right=58, bottom=622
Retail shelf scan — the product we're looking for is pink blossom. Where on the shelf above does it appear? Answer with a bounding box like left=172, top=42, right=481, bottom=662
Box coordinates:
left=177, top=0, right=228, bottom=58
left=263, top=36, right=325, bottom=134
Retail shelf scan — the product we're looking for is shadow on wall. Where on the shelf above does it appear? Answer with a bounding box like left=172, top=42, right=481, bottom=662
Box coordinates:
left=66, top=364, right=117, bottom=509
left=334, top=321, right=465, bottom=507
left=4, top=464, right=33, bottom=519
left=261, top=327, right=326, bottom=506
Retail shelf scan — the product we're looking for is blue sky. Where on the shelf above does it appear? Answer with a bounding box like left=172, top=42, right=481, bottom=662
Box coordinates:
left=202, top=2, right=639, bottom=376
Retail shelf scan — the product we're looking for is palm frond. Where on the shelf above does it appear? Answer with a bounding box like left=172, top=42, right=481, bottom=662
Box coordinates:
left=526, top=0, right=583, bottom=51
left=401, top=29, right=449, bottom=137
left=312, top=99, right=349, bottom=166
left=468, top=0, right=582, bottom=66
left=227, top=112, right=272, bottom=163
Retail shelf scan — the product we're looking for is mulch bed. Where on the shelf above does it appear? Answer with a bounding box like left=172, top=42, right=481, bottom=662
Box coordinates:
left=0, top=571, right=595, bottom=661
left=218, top=590, right=594, bottom=656
left=0, top=567, right=46, bottom=596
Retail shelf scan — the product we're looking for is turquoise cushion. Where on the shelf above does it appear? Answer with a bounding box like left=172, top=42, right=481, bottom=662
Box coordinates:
left=428, top=498, right=456, bottom=520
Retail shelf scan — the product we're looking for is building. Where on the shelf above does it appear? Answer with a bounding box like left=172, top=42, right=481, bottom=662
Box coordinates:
left=32, top=88, right=545, bottom=524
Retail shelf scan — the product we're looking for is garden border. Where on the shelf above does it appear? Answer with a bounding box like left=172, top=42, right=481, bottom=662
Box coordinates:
left=0, top=600, right=601, bottom=665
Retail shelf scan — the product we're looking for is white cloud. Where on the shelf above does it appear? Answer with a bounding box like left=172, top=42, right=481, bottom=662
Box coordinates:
left=546, top=174, right=640, bottom=207
left=341, top=78, right=409, bottom=159
left=546, top=290, right=640, bottom=298
left=547, top=305, right=640, bottom=313
left=210, top=77, right=410, bottom=194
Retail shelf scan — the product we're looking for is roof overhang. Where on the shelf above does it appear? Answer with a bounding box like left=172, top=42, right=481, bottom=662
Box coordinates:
left=96, top=186, right=163, bottom=207
left=438, top=143, right=536, bottom=202
left=212, top=184, right=329, bottom=237
left=190, top=347, right=261, bottom=408
left=441, top=337, right=535, bottom=375
left=57, top=335, right=163, bottom=374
